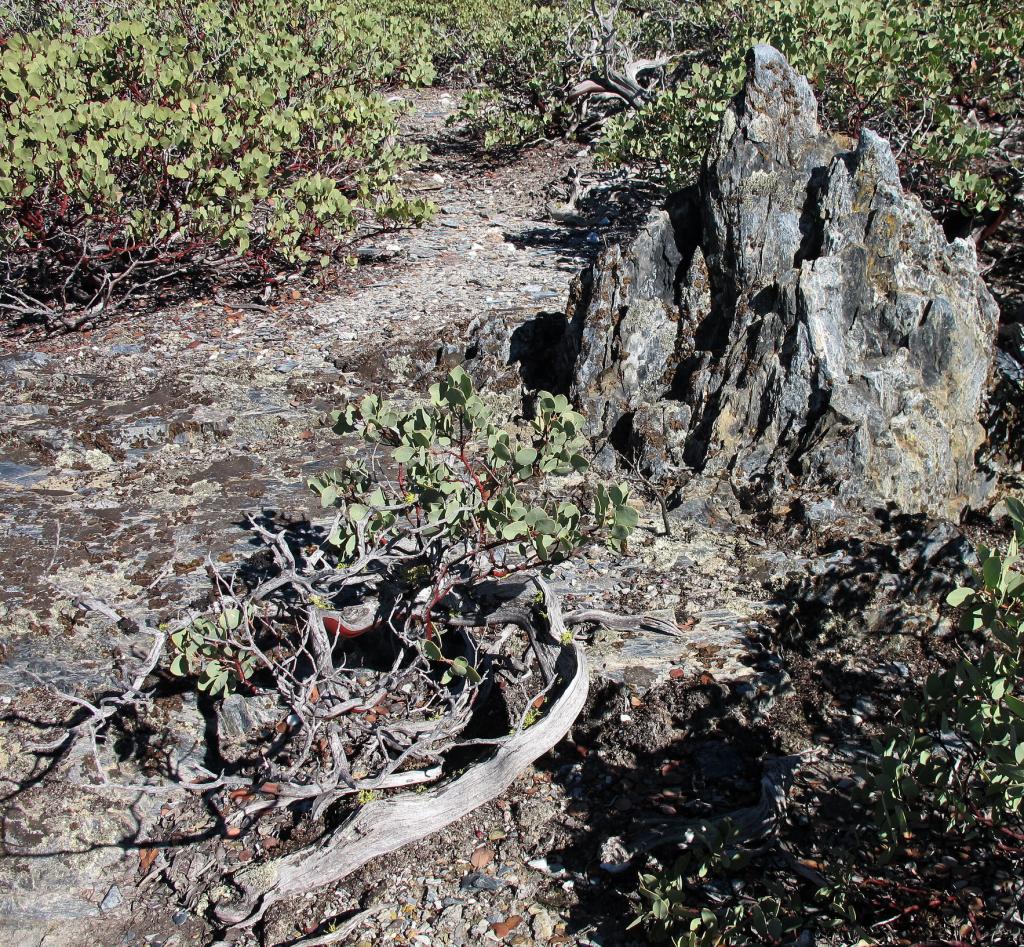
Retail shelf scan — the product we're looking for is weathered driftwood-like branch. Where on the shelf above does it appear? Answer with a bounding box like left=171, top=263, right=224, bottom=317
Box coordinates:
left=293, top=903, right=395, bottom=946
left=57, top=524, right=675, bottom=929
left=568, top=56, right=670, bottom=108
left=216, top=636, right=588, bottom=927
left=452, top=601, right=682, bottom=639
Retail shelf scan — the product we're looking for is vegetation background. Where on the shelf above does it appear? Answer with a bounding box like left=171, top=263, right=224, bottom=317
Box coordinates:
left=2, top=0, right=1020, bottom=329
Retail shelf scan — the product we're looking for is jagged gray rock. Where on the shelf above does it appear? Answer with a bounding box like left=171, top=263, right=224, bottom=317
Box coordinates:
left=565, top=45, right=999, bottom=518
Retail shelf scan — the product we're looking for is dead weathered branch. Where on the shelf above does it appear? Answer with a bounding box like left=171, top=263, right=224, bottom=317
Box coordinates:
left=215, top=584, right=589, bottom=928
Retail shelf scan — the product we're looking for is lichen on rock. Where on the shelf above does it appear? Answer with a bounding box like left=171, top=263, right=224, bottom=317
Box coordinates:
left=565, top=44, right=999, bottom=519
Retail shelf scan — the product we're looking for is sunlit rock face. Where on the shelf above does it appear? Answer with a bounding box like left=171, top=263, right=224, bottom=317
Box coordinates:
left=566, top=45, right=998, bottom=519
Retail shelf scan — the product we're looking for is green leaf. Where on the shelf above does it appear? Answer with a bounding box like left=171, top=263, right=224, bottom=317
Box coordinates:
left=524, top=507, right=545, bottom=527
left=449, top=365, right=472, bottom=397
left=614, top=504, right=639, bottom=530
left=360, top=395, right=379, bottom=419
left=535, top=533, right=555, bottom=560
left=1005, top=497, right=1024, bottom=525
left=984, top=554, right=1002, bottom=589
left=534, top=516, right=560, bottom=536
left=501, top=520, right=529, bottom=540
left=514, top=446, right=537, bottom=467
left=422, top=639, right=442, bottom=661
left=946, top=586, right=975, bottom=607
left=1005, top=694, right=1024, bottom=719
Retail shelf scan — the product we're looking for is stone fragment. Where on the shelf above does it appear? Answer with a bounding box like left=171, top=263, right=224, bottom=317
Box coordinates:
left=99, top=886, right=123, bottom=913
left=460, top=871, right=504, bottom=892
left=531, top=909, right=556, bottom=942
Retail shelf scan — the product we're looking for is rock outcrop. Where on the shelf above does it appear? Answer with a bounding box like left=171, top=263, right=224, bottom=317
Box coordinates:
left=566, top=45, right=998, bottom=518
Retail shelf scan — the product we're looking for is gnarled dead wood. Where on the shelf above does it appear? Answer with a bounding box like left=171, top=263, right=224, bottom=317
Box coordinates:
left=215, top=637, right=588, bottom=927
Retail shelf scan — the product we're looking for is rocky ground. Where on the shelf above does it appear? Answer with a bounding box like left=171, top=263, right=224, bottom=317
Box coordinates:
left=1, top=86, right=1021, bottom=947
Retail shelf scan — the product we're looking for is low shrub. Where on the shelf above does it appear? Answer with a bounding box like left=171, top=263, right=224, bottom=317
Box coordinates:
left=438, top=0, right=677, bottom=149
left=164, top=366, right=637, bottom=792
left=441, top=0, right=1022, bottom=223
left=46, top=366, right=645, bottom=921
left=602, top=0, right=1023, bottom=218
left=0, top=0, right=435, bottom=328
left=864, top=498, right=1024, bottom=844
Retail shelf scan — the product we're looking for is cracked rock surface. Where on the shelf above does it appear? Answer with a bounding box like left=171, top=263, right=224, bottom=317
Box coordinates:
left=566, top=45, right=999, bottom=519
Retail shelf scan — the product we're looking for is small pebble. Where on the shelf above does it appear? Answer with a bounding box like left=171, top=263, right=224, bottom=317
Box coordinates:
left=460, top=871, right=504, bottom=892
left=99, top=885, right=123, bottom=912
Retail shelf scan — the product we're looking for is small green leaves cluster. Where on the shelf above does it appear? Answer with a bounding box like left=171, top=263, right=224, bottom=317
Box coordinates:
left=0, top=0, right=435, bottom=318
left=168, top=607, right=258, bottom=697
left=311, top=366, right=636, bottom=569
left=862, top=497, right=1024, bottom=845
left=595, top=482, right=638, bottom=552
left=633, top=821, right=850, bottom=945
left=421, top=638, right=483, bottom=686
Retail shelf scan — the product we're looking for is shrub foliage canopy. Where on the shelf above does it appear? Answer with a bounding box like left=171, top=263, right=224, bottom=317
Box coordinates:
left=2, top=0, right=1019, bottom=328
left=426, top=0, right=1022, bottom=219
left=0, top=0, right=434, bottom=325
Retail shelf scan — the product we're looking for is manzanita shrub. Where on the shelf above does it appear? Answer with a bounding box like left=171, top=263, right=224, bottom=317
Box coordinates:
left=309, top=366, right=637, bottom=638
left=169, top=366, right=638, bottom=697
left=168, top=606, right=259, bottom=697
left=430, top=0, right=675, bottom=149
left=429, top=0, right=1021, bottom=223
left=603, top=0, right=1023, bottom=217
left=632, top=821, right=850, bottom=946
left=0, top=0, right=435, bottom=326
left=863, top=497, right=1024, bottom=845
